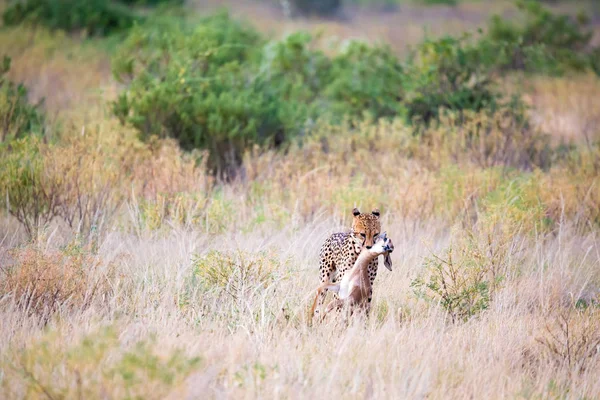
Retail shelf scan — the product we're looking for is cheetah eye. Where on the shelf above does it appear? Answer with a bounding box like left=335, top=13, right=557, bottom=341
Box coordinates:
left=360, top=233, right=366, bottom=238
left=374, top=233, right=380, bottom=238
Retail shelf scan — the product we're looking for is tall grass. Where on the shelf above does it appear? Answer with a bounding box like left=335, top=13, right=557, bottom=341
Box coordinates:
left=1, top=1, right=600, bottom=398
left=1, top=106, right=599, bottom=397
left=1, top=216, right=599, bottom=398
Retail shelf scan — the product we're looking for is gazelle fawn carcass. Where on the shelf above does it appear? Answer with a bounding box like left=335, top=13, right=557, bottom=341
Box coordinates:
left=311, top=232, right=394, bottom=321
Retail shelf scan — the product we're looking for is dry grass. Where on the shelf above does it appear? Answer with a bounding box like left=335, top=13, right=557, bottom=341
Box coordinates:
left=1, top=1, right=600, bottom=398
left=1, top=112, right=599, bottom=397
left=1, top=218, right=599, bottom=398
left=525, top=74, right=600, bottom=142
left=0, top=26, right=114, bottom=123
left=0, top=241, right=115, bottom=324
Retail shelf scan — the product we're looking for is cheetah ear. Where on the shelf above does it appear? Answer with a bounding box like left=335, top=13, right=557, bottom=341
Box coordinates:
left=352, top=207, right=361, bottom=216
left=372, top=209, right=380, bottom=217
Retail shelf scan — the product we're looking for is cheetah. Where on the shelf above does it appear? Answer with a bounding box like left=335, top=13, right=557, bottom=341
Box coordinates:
left=311, top=232, right=395, bottom=321
left=314, top=207, right=393, bottom=316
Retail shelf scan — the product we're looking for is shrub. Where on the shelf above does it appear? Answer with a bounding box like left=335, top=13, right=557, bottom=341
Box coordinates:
left=45, top=129, right=136, bottom=236
left=402, top=34, right=498, bottom=124
left=112, top=13, right=284, bottom=177
left=259, top=32, right=332, bottom=133
left=2, top=327, right=201, bottom=398
left=116, top=11, right=572, bottom=174
left=113, top=18, right=409, bottom=175
left=192, top=249, right=287, bottom=300
left=325, top=41, right=405, bottom=120
left=411, top=226, right=515, bottom=322
left=484, top=0, right=597, bottom=75
left=411, top=244, right=491, bottom=322
left=0, top=242, right=114, bottom=323
left=0, top=55, right=44, bottom=143
left=0, top=128, right=136, bottom=239
left=0, top=137, right=60, bottom=238
left=2, top=0, right=140, bottom=36
left=536, top=307, right=600, bottom=374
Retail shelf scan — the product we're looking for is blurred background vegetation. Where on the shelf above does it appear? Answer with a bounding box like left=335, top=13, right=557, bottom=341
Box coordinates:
left=1, top=0, right=599, bottom=175
left=0, top=0, right=599, bottom=243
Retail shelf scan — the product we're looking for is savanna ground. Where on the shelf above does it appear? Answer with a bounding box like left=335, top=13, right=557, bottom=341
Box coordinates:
left=1, top=0, right=600, bottom=398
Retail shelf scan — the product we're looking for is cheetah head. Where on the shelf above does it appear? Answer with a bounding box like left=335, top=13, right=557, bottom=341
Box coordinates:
left=351, top=207, right=381, bottom=249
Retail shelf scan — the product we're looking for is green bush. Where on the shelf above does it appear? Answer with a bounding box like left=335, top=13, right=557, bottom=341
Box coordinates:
left=484, top=0, right=597, bottom=75
left=113, top=13, right=280, bottom=176
left=2, top=327, right=202, bottom=399
left=119, top=9, right=595, bottom=174
left=0, top=56, right=44, bottom=143
left=2, top=0, right=141, bottom=36
left=402, top=34, right=498, bottom=124
left=113, top=13, right=519, bottom=173
left=411, top=233, right=495, bottom=323
left=0, top=137, right=59, bottom=238
left=259, top=32, right=332, bottom=133
left=192, top=249, right=286, bottom=300
left=112, top=17, right=414, bottom=175
left=326, top=41, right=405, bottom=120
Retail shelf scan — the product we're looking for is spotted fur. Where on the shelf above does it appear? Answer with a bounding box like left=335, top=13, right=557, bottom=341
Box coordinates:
left=315, top=208, right=384, bottom=316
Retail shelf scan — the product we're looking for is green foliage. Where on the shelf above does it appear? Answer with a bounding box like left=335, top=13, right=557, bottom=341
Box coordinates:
left=484, top=0, right=597, bottom=75
left=326, top=41, right=405, bottom=120
left=112, top=4, right=600, bottom=174
left=112, top=13, right=282, bottom=176
left=2, top=327, right=202, bottom=398
left=0, top=55, right=44, bottom=143
left=0, top=137, right=59, bottom=237
left=259, top=32, right=332, bottom=133
left=112, top=340, right=200, bottom=391
left=112, top=16, right=410, bottom=174
left=411, top=216, right=523, bottom=323
left=481, top=173, right=552, bottom=232
left=411, top=235, right=493, bottom=322
left=2, top=0, right=141, bottom=36
left=192, top=249, right=287, bottom=300
left=403, top=34, right=498, bottom=124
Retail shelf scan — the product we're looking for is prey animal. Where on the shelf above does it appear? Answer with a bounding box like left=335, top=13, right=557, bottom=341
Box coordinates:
left=311, top=232, right=394, bottom=320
